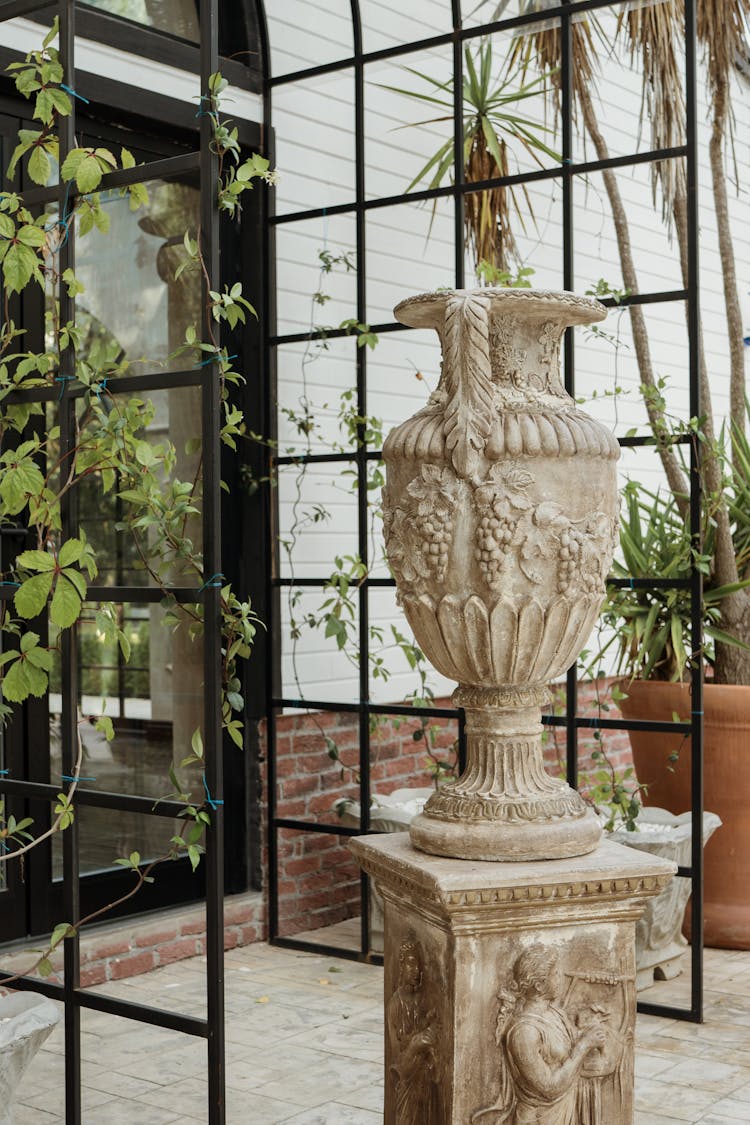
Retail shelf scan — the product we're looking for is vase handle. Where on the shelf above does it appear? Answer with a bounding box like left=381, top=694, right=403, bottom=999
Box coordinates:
left=442, top=292, right=494, bottom=483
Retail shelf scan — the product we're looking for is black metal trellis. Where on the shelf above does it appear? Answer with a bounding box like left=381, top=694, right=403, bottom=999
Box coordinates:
left=0, top=0, right=230, bottom=1118
left=263, top=0, right=704, bottom=1022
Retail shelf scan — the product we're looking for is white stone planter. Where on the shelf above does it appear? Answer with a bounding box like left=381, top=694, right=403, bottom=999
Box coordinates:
left=609, top=807, right=722, bottom=990
left=338, top=787, right=435, bottom=950
left=0, top=993, right=62, bottom=1125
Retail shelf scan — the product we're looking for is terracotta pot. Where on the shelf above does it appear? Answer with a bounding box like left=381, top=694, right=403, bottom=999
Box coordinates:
left=619, top=680, right=750, bottom=949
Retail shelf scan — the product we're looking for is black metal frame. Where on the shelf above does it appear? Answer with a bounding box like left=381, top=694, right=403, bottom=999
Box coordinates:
left=263, top=0, right=704, bottom=1022
left=0, top=0, right=235, bottom=1117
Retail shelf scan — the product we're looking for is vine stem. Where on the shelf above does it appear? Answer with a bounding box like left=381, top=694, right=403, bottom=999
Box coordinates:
left=0, top=728, right=82, bottom=866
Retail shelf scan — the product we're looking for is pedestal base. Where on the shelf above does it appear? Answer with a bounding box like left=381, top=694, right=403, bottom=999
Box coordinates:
left=351, top=834, right=674, bottom=1125
left=410, top=804, right=602, bottom=861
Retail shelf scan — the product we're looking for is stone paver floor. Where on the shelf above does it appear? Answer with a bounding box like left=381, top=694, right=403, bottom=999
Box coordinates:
left=13, top=938, right=750, bottom=1123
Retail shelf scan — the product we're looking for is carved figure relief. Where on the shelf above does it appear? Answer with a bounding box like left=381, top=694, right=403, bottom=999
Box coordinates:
left=386, top=936, right=441, bottom=1124
left=472, top=946, right=631, bottom=1125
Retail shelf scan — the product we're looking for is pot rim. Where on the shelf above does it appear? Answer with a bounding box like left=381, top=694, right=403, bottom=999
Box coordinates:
left=394, top=287, right=607, bottom=330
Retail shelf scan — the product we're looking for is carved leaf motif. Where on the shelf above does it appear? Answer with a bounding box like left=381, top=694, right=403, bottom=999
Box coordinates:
left=442, top=293, right=494, bottom=481
left=504, top=468, right=533, bottom=491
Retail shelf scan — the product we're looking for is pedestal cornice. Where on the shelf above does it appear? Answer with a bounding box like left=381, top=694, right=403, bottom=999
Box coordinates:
left=351, top=834, right=675, bottom=933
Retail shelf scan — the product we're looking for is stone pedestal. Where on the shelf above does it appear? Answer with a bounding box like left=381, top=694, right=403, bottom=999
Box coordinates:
left=351, top=834, right=674, bottom=1125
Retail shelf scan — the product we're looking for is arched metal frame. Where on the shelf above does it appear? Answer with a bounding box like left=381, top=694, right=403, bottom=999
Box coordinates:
left=0, top=0, right=268, bottom=1118
left=262, top=0, right=704, bottom=1024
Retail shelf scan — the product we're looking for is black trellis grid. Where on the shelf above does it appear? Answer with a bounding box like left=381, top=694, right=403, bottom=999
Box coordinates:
left=263, top=0, right=704, bottom=1022
left=0, top=0, right=228, bottom=1118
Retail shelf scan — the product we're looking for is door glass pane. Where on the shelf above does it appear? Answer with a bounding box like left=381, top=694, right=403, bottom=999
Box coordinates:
left=50, top=599, right=204, bottom=878
left=73, top=180, right=201, bottom=379
left=80, top=0, right=200, bottom=42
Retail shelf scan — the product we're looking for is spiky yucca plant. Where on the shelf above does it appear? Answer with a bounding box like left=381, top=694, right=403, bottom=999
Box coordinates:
left=383, top=40, right=558, bottom=275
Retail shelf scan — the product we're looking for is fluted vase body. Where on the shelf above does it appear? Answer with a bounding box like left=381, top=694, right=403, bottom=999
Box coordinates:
left=383, top=289, right=620, bottom=860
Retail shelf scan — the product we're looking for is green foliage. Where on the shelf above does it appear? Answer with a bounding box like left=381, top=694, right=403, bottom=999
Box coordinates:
left=382, top=41, right=558, bottom=271
left=0, top=33, right=275, bottom=968
left=476, top=262, right=535, bottom=288
left=595, top=479, right=750, bottom=682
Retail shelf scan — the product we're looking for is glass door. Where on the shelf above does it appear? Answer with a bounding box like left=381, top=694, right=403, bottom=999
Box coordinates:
left=0, top=109, right=213, bottom=937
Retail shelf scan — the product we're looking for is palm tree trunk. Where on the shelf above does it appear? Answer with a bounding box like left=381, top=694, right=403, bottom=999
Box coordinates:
left=578, top=83, right=689, bottom=513
left=709, top=77, right=747, bottom=446
left=680, top=79, right=750, bottom=682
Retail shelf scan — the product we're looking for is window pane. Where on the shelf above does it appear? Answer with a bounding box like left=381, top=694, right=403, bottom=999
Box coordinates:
left=80, top=0, right=200, bottom=42
left=54, top=179, right=201, bottom=380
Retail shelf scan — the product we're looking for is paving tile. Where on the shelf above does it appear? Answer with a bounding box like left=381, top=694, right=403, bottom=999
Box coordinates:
left=13, top=1107, right=62, bottom=1125
left=656, top=1057, right=749, bottom=1095
left=8, top=941, right=750, bottom=1123
left=337, top=1081, right=385, bottom=1113
left=251, top=1051, right=383, bottom=1108
left=696, top=1117, right=750, bottom=1125
left=277, top=1102, right=382, bottom=1124
left=697, top=1099, right=750, bottom=1121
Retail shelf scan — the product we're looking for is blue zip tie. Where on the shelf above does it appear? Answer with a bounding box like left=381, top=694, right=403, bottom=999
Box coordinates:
left=0, top=769, right=9, bottom=775
left=60, top=83, right=90, bottom=104
left=198, top=572, right=225, bottom=592
left=0, top=582, right=20, bottom=588
left=93, top=376, right=108, bottom=402
left=46, top=180, right=74, bottom=250
left=691, top=711, right=703, bottom=717
left=61, top=773, right=97, bottom=782
left=195, top=93, right=215, bottom=118
left=202, top=773, right=224, bottom=810
left=55, top=374, right=75, bottom=400
left=197, top=353, right=237, bottom=368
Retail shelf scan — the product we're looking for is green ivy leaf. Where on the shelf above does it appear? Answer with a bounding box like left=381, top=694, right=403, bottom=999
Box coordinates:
left=14, top=571, right=54, bottom=619
left=27, top=145, right=51, bottom=185
left=2, top=653, right=48, bottom=701
left=0, top=460, right=46, bottom=515
left=15, top=549, right=55, bottom=572
left=58, top=538, right=84, bottom=567
left=95, top=714, right=115, bottom=741
left=19, top=630, right=40, bottom=653
left=17, top=223, right=46, bottom=247
left=50, top=572, right=83, bottom=628
left=25, top=646, right=53, bottom=671
left=2, top=241, right=41, bottom=293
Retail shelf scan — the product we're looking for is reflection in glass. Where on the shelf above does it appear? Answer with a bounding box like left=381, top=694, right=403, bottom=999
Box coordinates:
left=74, top=180, right=200, bottom=378
left=80, top=0, right=199, bottom=41
left=50, top=601, right=204, bottom=877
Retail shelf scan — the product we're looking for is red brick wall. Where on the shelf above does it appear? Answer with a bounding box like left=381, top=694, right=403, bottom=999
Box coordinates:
left=262, top=677, right=635, bottom=940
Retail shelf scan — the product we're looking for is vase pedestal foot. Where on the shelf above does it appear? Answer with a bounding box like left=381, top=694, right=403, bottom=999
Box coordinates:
left=409, top=804, right=602, bottom=861
left=410, top=684, right=603, bottom=861
left=351, top=833, right=674, bottom=1125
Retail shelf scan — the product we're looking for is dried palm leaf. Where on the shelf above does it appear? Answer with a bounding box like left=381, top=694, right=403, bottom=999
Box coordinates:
left=617, top=0, right=686, bottom=223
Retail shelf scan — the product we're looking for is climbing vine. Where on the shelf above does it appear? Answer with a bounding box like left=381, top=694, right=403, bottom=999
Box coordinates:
left=0, top=23, right=273, bottom=973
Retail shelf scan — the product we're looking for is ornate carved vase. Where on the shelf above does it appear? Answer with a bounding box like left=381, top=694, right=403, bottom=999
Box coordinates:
left=383, top=289, right=620, bottom=861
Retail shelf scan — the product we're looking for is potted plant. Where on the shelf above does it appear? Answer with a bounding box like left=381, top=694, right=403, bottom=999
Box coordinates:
left=595, top=476, right=750, bottom=949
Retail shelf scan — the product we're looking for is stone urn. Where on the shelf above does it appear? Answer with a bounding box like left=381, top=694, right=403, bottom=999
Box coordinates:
left=0, top=993, right=62, bottom=1125
left=609, top=807, right=722, bottom=989
left=383, top=289, right=620, bottom=861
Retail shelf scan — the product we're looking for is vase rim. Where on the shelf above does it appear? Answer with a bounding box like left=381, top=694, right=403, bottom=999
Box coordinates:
left=394, top=287, right=607, bottom=329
